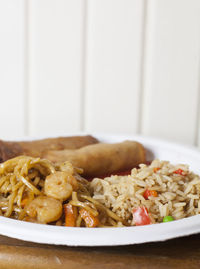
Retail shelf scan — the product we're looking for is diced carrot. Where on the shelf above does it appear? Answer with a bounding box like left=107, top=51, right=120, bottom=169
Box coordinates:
left=79, top=208, right=99, bottom=228
left=153, top=167, right=160, bottom=173
left=143, top=189, right=158, bottom=200
left=64, top=204, right=78, bottom=227
left=21, top=198, right=29, bottom=208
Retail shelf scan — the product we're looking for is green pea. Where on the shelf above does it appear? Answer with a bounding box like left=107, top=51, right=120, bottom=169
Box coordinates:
left=163, top=216, right=174, bottom=222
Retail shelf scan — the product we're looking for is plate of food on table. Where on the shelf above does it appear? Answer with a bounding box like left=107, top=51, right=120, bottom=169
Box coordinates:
left=0, top=134, right=199, bottom=246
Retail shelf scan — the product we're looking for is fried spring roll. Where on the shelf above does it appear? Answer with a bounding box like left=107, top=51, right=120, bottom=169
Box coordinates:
left=0, top=135, right=98, bottom=162
left=42, top=141, right=146, bottom=178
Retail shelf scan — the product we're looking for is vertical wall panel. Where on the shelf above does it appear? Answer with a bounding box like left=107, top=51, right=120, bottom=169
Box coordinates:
left=0, top=0, right=25, bottom=139
left=142, top=0, right=200, bottom=145
left=84, top=0, right=145, bottom=134
left=28, top=0, right=85, bottom=136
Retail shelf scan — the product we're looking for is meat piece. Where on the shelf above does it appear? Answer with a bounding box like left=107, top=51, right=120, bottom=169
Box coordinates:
left=42, top=140, right=146, bottom=178
left=0, top=135, right=98, bottom=162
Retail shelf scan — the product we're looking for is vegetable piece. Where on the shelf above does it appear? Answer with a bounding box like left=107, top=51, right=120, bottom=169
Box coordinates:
left=174, top=169, right=186, bottom=175
left=143, top=189, right=158, bottom=200
left=79, top=208, right=99, bottom=228
left=21, top=198, right=29, bottom=208
left=163, top=216, right=174, bottom=222
left=64, top=203, right=78, bottom=227
left=153, top=167, right=160, bottom=173
left=132, top=206, right=151, bottom=226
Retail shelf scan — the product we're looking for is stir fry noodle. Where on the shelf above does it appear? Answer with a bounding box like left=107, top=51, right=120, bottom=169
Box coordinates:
left=0, top=156, right=123, bottom=227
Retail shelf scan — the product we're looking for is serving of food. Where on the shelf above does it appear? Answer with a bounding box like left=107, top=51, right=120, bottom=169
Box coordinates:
left=0, top=134, right=199, bottom=245
left=0, top=136, right=146, bottom=227
left=91, top=159, right=200, bottom=226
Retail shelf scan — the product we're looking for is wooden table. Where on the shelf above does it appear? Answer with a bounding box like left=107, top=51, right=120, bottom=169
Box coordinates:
left=0, top=234, right=199, bottom=269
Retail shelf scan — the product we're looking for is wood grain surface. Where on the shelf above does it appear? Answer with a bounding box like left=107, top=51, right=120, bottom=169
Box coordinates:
left=0, top=234, right=200, bottom=269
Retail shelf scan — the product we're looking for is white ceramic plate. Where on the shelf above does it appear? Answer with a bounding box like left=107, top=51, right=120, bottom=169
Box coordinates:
left=0, top=134, right=200, bottom=246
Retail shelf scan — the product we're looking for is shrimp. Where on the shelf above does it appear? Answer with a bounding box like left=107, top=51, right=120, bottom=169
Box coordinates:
left=44, top=171, right=78, bottom=201
left=26, top=196, right=62, bottom=223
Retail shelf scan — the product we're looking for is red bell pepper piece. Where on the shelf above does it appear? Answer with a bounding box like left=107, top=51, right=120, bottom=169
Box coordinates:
left=132, top=206, right=151, bottom=226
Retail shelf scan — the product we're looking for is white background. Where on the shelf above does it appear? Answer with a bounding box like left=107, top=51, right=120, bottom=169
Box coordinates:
left=1, top=0, right=200, bottom=147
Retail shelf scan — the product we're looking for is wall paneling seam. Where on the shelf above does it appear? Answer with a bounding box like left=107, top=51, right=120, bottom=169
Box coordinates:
left=24, top=0, right=30, bottom=136
left=80, top=0, right=87, bottom=132
left=195, top=55, right=200, bottom=147
left=138, top=0, right=148, bottom=134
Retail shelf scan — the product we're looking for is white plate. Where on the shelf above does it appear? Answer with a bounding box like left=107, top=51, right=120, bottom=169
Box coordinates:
left=1, top=134, right=200, bottom=246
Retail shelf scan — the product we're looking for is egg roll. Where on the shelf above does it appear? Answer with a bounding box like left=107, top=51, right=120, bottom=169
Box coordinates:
left=42, top=140, right=146, bottom=178
left=0, top=135, right=98, bottom=162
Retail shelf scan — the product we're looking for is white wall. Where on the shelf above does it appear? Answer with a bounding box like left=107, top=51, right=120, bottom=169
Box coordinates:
left=1, top=0, right=200, bottom=146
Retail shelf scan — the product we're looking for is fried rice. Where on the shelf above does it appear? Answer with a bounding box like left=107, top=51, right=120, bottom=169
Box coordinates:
left=90, top=159, right=200, bottom=225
